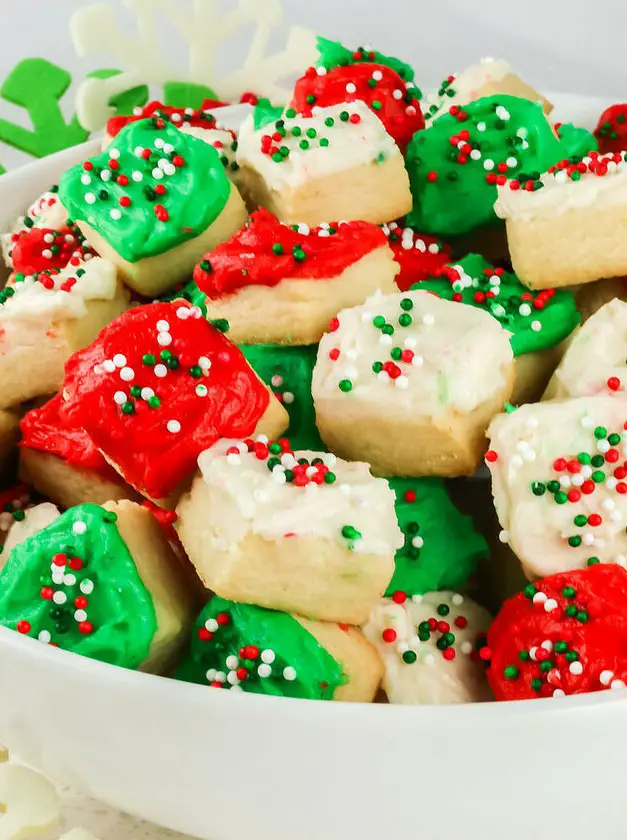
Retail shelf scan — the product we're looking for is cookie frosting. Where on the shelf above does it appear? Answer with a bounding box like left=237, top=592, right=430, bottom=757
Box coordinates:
left=62, top=302, right=272, bottom=500
left=382, top=223, right=451, bottom=292
left=0, top=503, right=157, bottom=668
left=418, top=253, right=579, bottom=356
left=177, top=596, right=344, bottom=699
left=193, top=209, right=387, bottom=300
left=59, top=119, right=231, bottom=263
left=314, top=36, right=416, bottom=82
left=406, top=95, right=564, bottom=236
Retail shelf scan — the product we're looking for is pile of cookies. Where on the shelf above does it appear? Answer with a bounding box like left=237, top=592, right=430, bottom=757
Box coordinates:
left=2, top=37, right=627, bottom=705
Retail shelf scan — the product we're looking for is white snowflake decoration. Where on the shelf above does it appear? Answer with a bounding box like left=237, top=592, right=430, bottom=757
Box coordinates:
left=71, top=0, right=317, bottom=131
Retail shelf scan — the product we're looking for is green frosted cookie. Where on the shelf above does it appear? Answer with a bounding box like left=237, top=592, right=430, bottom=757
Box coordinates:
left=417, top=253, right=580, bottom=356
left=386, top=478, right=488, bottom=596
left=176, top=597, right=344, bottom=699
left=241, top=344, right=324, bottom=450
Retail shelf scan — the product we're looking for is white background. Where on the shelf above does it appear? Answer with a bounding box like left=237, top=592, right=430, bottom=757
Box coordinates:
left=0, top=0, right=624, bottom=173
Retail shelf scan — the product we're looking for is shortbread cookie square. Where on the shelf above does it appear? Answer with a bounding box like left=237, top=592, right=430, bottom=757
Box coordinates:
left=544, top=299, right=627, bottom=400
left=19, top=393, right=140, bottom=508
left=363, top=591, right=492, bottom=704
left=176, top=439, right=402, bottom=624
left=495, top=151, right=627, bottom=289
left=193, top=210, right=399, bottom=345
left=312, top=290, right=515, bottom=477
left=487, top=396, right=627, bottom=579
left=62, top=302, right=288, bottom=504
left=177, top=596, right=383, bottom=702
left=0, top=500, right=194, bottom=673
left=59, top=119, right=247, bottom=297
left=0, top=257, right=129, bottom=410
left=236, top=101, right=412, bottom=226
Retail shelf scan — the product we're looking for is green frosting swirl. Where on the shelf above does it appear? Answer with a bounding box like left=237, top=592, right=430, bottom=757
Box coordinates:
left=0, top=504, right=157, bottom=668
left=241, top=344, right=325, bottom=450
left=406, top=95, right=564, bottom=236
left=315, top=35, right=416, bottom=83
left=417, top=254, right=580, bottom=356
left=556, top=123, right=598, bottom=159
left=59, top=119, right=231, bottom=263
left=386, top=478, right=488, bottom=596
left=176, top=597, right=345, bottom=699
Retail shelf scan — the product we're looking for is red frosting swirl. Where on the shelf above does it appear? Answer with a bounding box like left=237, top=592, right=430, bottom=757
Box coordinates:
left=383, top=224, right=452, bottom=292
left=487, top=564, right=627, bottom=701
left=194, top=209, right=387, bottom=300
left=20, top=393, right=117, bottom=478
left=62, top=302, right=271, bottom=499
left=291, top=63, right=424, bottom=152
left=106, top=100, right=224, bottom=140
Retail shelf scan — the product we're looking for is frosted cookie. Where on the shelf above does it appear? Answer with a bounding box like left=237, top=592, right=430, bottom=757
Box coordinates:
left=241, top=344, right=325, bottom=450
left=423, top=58, right=553, bottom=123
left=312, top=290, right=515, bottom=477
left=177, top=596, right=383, bottom=701
left=544, top=299, right=627, bottom=400
left=59, top=119, right=247, bottom=297
left=487, top=396, right=627, bottom=579
left=62, top=302, right=288, bottom=504
left=0, top=501, right=194, bottom=672
left=236, top=101, right=412, bottom=226
left=1, top=187, right=67, bottom=269
left=1, top=502, right=60, bottom=566
left=363, top=591, right=492, bottom=704
left=383, top=223, right=451, bottom=292
left=594, top=104, right=627, bottom=154
left=19, top=393, right=140, bottom=508
left=0, top=408, right=19, bottom=473
left=291, top=39, right=423, bottom=152
left=495, top=151, right=627, bottom=289
left=406, top=95, right=563, bottom=237
left=9, top=222, right=95, bottom=279
left=193, top=210, right=398, bottom=345
left=177, top=439, right=401, bottom=624
left=0, top=257, right=129, bottom=410
left=487, top=564, right=627, bottom=700
left=386, top=478, right=488, bottom=596
left=419, top=254, right=579, bottom=403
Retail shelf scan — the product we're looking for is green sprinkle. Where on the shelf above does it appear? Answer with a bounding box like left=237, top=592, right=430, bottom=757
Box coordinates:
left=574, top=515, right=587, bottom=527
left=148, top=396, right=160, bottom=408
left=338, top=379, right=352, bottom=393
left=594, top=426, right=607, bottom=440
left=324, top=472, right=336, bottom=484
left=565, top=605, right=578, bottom=617
left=592, top=471, right=605, bottom=483
left=504, top=666, right=519, bottom=680
left=568, top=536, right=582, bottom=548
left=587, top=556, right=600, bottom=566
left=400, top=298, right=414, bottom=311
left=523, top=584, right=537, bottom=600
left=142, top=353, right=156, bottom=365
left=342, top=524, right=362, bottom=541
left=121, top=401, right=135, bottom=415
left=530, top=678, right=543, bottom=692
left=398, top=313, right=412, bottom=327
left=402, top=650, right=417, bottom=664
left=372, top=361, right=383, bottom=373
left=373, top=315, right=386, bottom=328
left=577, top=611, right=589, bottom=623
left=531, top=482, right=546, bottom=496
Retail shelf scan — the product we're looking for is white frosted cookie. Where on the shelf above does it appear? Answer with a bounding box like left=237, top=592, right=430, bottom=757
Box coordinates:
left=544, top=299, right=627, bottom=400
left=236, top=101, right=412, bottom=226
left=176, top=438, right=402, bottom=624
left=0, top=257, right=128, bottom=409
left=495, top=151, right=627, bottom=289
left=363, top=591, right=492, bottom=704
left=311, top=290, right=515, bottom=477
left=424, top=57, right=552, bottom=123
left=488, top=396, right=627, bottom=579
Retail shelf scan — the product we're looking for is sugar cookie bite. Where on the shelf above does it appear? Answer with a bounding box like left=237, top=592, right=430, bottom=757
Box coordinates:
left=291, top=36, right=423, bottom=152
left=0, top=501, right=194, bottom=672
left=59, top=119, right=247, bottom=297
left=0, top=256, right=129, bottom=410
left=487, top=564, right=627, bottom=700
left=487, top=396, right=627, bottom=579
left=419, top=253, right=579, bottom=402
left=495, top=150, right=627, bottom=290
left=312, top=290, right=515, bottom=477
left=386, top=478, right=488, bottom=596
left=193, top=210, right=398, bottom=345
left=383, top=223, right=452, bottom=292
left=236, top=101, right=412, bottom=226
left=406, top=95, right=563, bottom=237
left=177, top=596, right=383, bottom=701
left=61, top=302, right=288, bottom=505
left=423, top=58, right=552, bottom=123
left=19, top=393, right=140, bottom=509
left=176, top=439, right=401, bottom=624
left=364, top=591, right=492, bottom=704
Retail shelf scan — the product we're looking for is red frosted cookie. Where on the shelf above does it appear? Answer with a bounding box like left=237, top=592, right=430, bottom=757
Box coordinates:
left=382, top=223, right=452, bottom=292
left=487, top=564, right=627, bottom=700
left=105, top=100, right=223, bottom=142
left=62, top=301, right=287, bottom=503
left=10, top=224, right=94, bottom=277
left=193, top=209, right=398, bottom=344
left=291, top=63, right=424, bottom=152
left=594, top=104, right=627, bottom=154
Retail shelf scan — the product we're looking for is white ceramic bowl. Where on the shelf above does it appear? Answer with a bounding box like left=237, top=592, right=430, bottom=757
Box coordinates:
left=1, top=94, right=625, bottom=840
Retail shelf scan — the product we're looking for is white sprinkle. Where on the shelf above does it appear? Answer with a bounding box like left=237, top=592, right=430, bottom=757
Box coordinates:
left=483, top=159, right=495, bottom=171
left=225, top=655, right=239, bottom=670
left=198, top=356, right=211, bottom=371
left=597, top=439, right=611, bottom=454
left=477, top=122, right=487, bottom=132
left=157, top=332, right=172, bottom=347
left=109, top=148, right=120, bottom=159
left=345, top=82, right=357, bottom=94
left=411, top=594, right=423, bottom=604
left=392, top=88, right=403, bottom=100
left=109, top=209, right=122, bottom=221
left=214, top=672, right=226, bottom=683
left=283, top=666, right=297, bottom=681
left=226, top=672, right=239, bottom=686
left=499, top=530, right=510, bottom=544
left=53, top=591, right=67, bottom=605
left=113, top=353, right=127, bottom=367
left=552, top=689, right=565, bottom=698
left=273, top=469, right=287, bottom=485
left=38, top=631, right=51, bottom=644
left=74, top=609, right=88, bottom=622
left=84, top=192, right=96, bottom=204
left=541, top=640, right=553, bottom=652
left=81, top=174, right=91, bottom=185
left=519, top=303, right=532, bottom=317
left=470, top=149, right=482, bottom=161
left=156, top=319, right=170, bottom=332
left=152, top=168, right=164, bottom=180
left=72, top=521, right=87, bottom=535
left=63, top=574, right=76, bottom=587
left=196, top=384, right=208, bottom=397
left=569, top=661, right=583, bottom=675
left=395, top=376, right=409, bottom=390
left=154, top=364, right=168, bottom=378
left=205, top=669, right=217, bottom=682
left=271, top=375, right=283, bottom=387
left=205, top=619, right=218, bottom=632
left=451, top=593, right=464, bottom=606
left=80, top=579, right=94, bottom=595
left=140, top=387, right=154, bottom=401
left=120, top=366, right=135, bottom=382
left=283, top=392, right=295, bottom=404
left=530, top=320, right=542, bottom=332
left=132, top=170, right=144, bottom=182
left=422, top=314, right=435, bottom=326
left=167, top=420, right=181, bottom=433
left=261, top=649, right=276, bottom=664
left=611, top=679, right=627, bottom=690
left=412, top=355, right=424, bottom=367
left=411, top=536, right=424, bottom=548
left=495, top=106, right=510, bottom=121
left=176, top=306, right=189, bottom=320
left=600, top=670, right=614, bottom=686
left=258, top=664, right=272, bottom=678
left=101, top=169, right=112, bottom=182
left=226, top=453, right=241, bottom=466
left=533, top=591, right=547, bottom=605
left=544, top=599, right=558, bottom=613
left=460, top=641, right=473, bottom=655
